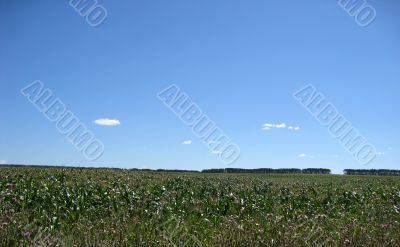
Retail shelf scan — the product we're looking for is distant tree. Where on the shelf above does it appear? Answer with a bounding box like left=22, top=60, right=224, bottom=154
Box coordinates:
left=344, top=169, right=400, bottom=176
left=201, top=168, right=329, bottom=174
left=302, top=168, right=331, bottom=174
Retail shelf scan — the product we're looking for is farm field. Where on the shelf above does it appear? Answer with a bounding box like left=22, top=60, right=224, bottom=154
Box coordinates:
left=1, top=167, right=400, bottom=246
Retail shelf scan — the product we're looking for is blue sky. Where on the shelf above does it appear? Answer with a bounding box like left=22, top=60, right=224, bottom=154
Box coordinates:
left=1, top=0, right=399, bottom=174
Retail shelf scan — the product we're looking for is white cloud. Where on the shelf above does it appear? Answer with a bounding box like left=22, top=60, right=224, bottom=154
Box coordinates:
left=211, top=150, right=222, bottom=154
left=376, top=151, right=385, bottom=156
left=275, top=123, right=286, bottom=128
left=0, top=160, right=6, bottom=164
left=263, top=123, right=286, bottom=130
left=298, top=153, right=313, bottom=158
left=94, top=118, right=120, bottom=126
left=208, top=141, right=221, bottom=144
left=388, top=147, right=393, bottom=150
left=182, top=140, right=192, bottom=145
left=263, top=123, right=300, bottom=131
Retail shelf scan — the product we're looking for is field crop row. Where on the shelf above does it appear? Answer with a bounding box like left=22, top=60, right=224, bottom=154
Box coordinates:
left=1, top=168, right=399, bottom=246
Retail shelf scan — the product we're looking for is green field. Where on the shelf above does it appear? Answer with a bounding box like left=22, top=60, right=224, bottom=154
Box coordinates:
left=1, top=167, right=400, bottom=246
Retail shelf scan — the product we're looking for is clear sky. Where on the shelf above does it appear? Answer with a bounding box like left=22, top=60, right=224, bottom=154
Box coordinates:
left=1, top=0, right=399, bottom=174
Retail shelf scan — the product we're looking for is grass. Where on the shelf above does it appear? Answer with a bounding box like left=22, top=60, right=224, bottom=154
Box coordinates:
left=1, top=167, right=400, bottom=246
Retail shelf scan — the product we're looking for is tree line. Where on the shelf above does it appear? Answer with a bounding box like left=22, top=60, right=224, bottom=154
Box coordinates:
left=2, top=165, right=400, bottom=176
left=201, top=168, right=331, bottom=174
left=343, top=169, right=400, bottom=176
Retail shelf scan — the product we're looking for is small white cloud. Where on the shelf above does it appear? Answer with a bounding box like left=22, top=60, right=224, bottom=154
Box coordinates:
left=208, top=141, right=221, bottom=144
left=211, top=150, right=222, bottom=154
left=182, top=140, right=192, bottom=145
left=298, top=153, right=313, bottom=158
left=0, top=160, right=7, bottom=164
left=262, top=123, right=299, bottom=131
left=275, top=123, right=286, bottom=128
left=94, top=118, right=120, bottom=126
left=376, top=151, right=385, bottom=156
left=388, top=147, right=393, bottom=150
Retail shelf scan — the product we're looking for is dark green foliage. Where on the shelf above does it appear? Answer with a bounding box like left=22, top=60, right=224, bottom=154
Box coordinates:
left=344, top=169, right=400, bottom=176
left=201, top=168, right=330, bottom=174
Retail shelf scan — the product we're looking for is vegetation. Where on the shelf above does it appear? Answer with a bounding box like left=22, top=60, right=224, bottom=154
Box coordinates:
left=1, top=167, right=400, bottom=246
left=1, top=165, right=332, bottom=174
left=344, top=169, right=400, bottom=176
left=202, top=168, right=331, bottom=174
